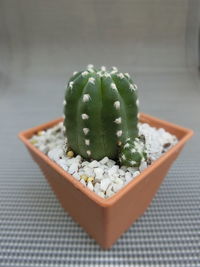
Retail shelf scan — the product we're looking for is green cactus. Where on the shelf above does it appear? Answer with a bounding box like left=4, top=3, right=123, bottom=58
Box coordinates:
left=119, top=137, right=147, bottom=167
left=63, top=65, right=139, bottom=160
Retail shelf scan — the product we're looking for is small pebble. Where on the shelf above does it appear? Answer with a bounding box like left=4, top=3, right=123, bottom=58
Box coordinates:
left=100, top=178, right=111, bottom=191
left=82, top=161, right=90, bottom=167
left=83, top=167, right=94, bottom=177
left=75, top=155, right=82, bottom=162
left=120, top=166, right=127, bottom=171
left=67, top=150, right=74, bottom=158
left=37, top=130, right=45, bottom=136
left=113, top=182, right=124, bottom=193
left=80, top=179, right=86, bottom=186
left=115, top=177, right=123, bottom=184
left=107, top=159, right=116, bottom=167
left=106, top=184, right=114, bottom=198
left=58, top=159, right=68, bottom=171
left=108, top=165, right=119, bottom=177
left=97, top=191, right=105, bottom=198
left=73, top=172, right=80, bottom=180
left=109, top=173, right=120, bottom=182
left=94, top=182, right=100, bottom=193
left=87, top=177, right=94, bottom=183
left=80, top=174, right=88, bottom=181
left=127, top=167, right=138, bottom=174
left=87, top=181, right=94, bottom=191
left=30, top=139, right=38, bottom=145
left=99, top=157, right=109, bottom=165
left=139, top=161, right=147, bottom=172
left=125, top=172, right=132, bottom=182
left=48, top=148, right=63, bottom=161
left=119, top=169, right=125, bottom=176
left=38, top=144, right=49, bottom=154
left=68, top=163, right=78, bottom=174
left=133, top=171, right=140, bottom=177
left=94, top=168, right=104, bottom=179
left=88, top=160, right=100, bottom=168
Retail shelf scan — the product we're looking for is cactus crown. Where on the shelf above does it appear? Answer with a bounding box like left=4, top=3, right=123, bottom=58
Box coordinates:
left=63, top=65, right=140, bottom=162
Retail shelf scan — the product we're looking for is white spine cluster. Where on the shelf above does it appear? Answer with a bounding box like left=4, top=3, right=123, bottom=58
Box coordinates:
left=104, top=73, right=111, bottom=78
left=111, top=83, right=117, bottom=90
left=88, top=77, right=95, bottom=84
left=83, top=128, right=89, bottom=135
left=97, top=71, right=103, bottom=77
left=122, top=154, right=126, bottom=160
left=73, top=71, right=78, bottom=76
left=114, top=101, right=120, bottom=110
left=112, top=66, right=118, bottom=72
left=101, top=66, right=106, bottom=71
left=69, top=81, right=74, bottom=89
left=130, top=84, right=137, bottom=91
left=63, top=100, right=66, bottom=105
left=114, top=117, right=122, bottom=124
left=83, top=94, right=91, bottom=102
left=81, top=114, right=89, bottom=120
left=124, top=73, right=130, bottom=78
left=129, top=84, right=135, bottom=91
left=116, top=130, right=122, bottom=137
left=130, top=160, right=136, bottom=165
left=85, top=139, right=90, bottom=146
left=82, top=71, right=89, bottom=77
left=136, top=99, right=139, bottom=107
left=117, top=73, right=124, bottom=79
left=86, top=150, right=91, bottom=156
left=124, top=143, right=130, bottom=148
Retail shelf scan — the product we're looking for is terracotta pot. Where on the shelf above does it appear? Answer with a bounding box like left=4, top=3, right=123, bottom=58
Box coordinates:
left=18, top=113, right=193, bottom=249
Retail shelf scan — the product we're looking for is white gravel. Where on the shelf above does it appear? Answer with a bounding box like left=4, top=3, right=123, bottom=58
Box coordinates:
left=30, top=122, right=177, bottom=199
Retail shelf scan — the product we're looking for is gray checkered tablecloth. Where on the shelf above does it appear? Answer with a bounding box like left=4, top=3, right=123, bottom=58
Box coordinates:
left=0, top=71, right=199, bottom=267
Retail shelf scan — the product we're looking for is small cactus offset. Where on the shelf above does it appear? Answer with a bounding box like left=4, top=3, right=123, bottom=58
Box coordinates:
left=119, top=137, right=147, bottom=167
left=63, top=65, right=139, bottom=161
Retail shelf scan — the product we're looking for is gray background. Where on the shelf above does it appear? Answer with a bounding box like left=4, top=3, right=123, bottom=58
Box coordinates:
left=0, top=0, right=200, bottom=266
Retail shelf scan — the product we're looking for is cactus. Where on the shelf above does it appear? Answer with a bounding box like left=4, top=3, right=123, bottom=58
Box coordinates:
left=119, top=137, right=147, bottom=167
left=63, top=65, right=139, bottom=160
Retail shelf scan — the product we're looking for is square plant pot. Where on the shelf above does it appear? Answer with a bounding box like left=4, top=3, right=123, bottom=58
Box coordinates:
left=18, top=113, right=193, bottom=249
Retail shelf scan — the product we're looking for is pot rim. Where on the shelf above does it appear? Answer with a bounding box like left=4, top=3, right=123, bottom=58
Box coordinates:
left=18, top=113, right=194, bottom=208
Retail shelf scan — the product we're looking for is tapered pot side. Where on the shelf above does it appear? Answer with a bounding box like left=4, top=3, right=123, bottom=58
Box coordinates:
left=18, top=113, right=193, bottom=249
